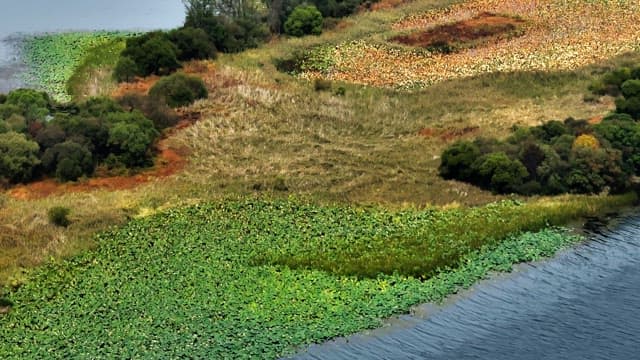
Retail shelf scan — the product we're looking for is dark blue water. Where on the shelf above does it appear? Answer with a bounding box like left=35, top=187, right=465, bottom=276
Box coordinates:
left=0, top=0, right=184, bottom=93
left=291, top=215, right=640, bottom=359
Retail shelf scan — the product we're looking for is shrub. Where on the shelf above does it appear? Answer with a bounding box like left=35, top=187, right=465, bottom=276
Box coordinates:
left=572, top=134, right=600, bottom=150
left=615, top=96, right=640, bottom=119
left=48, top=206, right=71, bottom=227
left=186, top=14, right=269, bottom=53
left=0, top=132, right=40, bottom=183
left=149, top=73, right=208, bottom=108
left=117, top=93, right=180, bottom=130
left=0, top=94, right=6, bottom=104
left=168, top=27, right=217, bottom=61
left=35, top=124, right=66, bottom=151
left=566, top=147, right=626, bottom=194
left=5, top=114, right=26, bottom=133
left=476, top=152, right=529, bottom=193
left=285, top=5, right=323, bottom=37
left=120, top=33, right=181, bottom=77
left=113, top=56, right=139, bottom=83
left=0, top=104, right=21, bottom=120
left=105, top=111, right=159, bottom=167
left=439, top=141, right=481, bottom=181
left=5, top=89, right=50, bottom=122
left=621, top=79, right=640, bottom=98
left=42, top=141, right=94, bottom=181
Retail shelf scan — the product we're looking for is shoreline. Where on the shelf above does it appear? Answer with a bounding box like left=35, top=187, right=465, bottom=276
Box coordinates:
left=288, top=209, right=637, bottom=359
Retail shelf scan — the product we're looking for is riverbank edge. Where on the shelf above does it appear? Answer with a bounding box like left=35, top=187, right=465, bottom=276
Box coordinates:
left=285, top=201, right=639, bottom=358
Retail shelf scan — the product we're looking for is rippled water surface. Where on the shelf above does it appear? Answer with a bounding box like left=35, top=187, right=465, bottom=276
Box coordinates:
left=292, top=215, right=640, bottom=359
left=0, top=0, right=184, bottom=92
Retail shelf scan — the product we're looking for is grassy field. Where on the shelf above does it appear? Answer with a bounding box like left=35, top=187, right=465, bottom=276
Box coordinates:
left=2, top=0, right=640, bottom=356
left=0, top=200, right=593, bottom=358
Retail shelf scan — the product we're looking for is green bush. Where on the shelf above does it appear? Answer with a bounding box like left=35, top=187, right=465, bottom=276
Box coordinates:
left=105, top=111, right=159, bottom=167
left=0, top=132, right=40, bottom=183
left=47, top=206, right=71, bottom=227
left=439, top=141, right=481, bottom=181
left=113, top=56, right=139, bottom=83
left=285, top=5, right=323, bottom=37
left=168, top=27, right=217, bottom=61
left=120, top=33, right=181, bottom=77
left=42, top=141, right=94, bottom=181
left=5, top=89, right=50, bottom=122
left=621, top=79, right=640, bottom=98
left=476, top=152, right=529, bottom=193
left=149, top=73, right=208, bottom=108
left=185, top=14, right=269, bottom=53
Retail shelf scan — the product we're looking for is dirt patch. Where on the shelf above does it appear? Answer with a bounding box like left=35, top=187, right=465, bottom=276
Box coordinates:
left=392, top=12, right=526, bottom=52
left=419, top=126, right=480, bottom=141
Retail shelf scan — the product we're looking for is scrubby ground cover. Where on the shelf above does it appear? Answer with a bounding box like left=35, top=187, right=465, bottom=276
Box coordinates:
left=21, top=32, right=128, bottom=102
left=293, top=0, right=640, bottom=88
left=0, top=199, right=595, bottom=358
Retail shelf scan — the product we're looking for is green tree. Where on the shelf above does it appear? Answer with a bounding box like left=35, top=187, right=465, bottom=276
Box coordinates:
left=0, top=132, right=40, bottom=183
left=168, top=27, right=217, bottom=61
left=5, top=89, right=50, bottom=122
left=439, top=141, right=481, bottom=182
left=106, top=111, right=159, bottom=167
left=476, top=152, right=529, bottom=193
left=284, top=5, right=323, bottom=37
left=121, top=33, right=181, bottom=77
left=42, top=141, right=94, bottom=181
left=113, top=56, right=139, bottom=83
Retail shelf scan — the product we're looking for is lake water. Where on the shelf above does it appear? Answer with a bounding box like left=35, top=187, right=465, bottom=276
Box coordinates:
left=290, top=214, right=640, bottom=359
left=0, top=0, right=184, bottom=93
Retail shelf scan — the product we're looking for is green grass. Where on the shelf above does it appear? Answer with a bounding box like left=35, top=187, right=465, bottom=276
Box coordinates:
left=0, top=199, right=586, bottom=359
left=21, top=32, right=128, bottom=102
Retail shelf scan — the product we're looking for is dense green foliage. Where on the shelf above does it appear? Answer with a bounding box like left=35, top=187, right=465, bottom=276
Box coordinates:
left=440, top=115, right=640, bottom=195
left=0, top=89, right=164, bottom=184
left=21, top=32, right=128, bottom=102
left=149, top=73, right=209, bottom=108
left=0, top=200, right=582, bottom=358
left=118, top=32, right=182, bottom=78
left=47, top=207, right=71, bottom=227
left=284, top=5, right=324, bottom=37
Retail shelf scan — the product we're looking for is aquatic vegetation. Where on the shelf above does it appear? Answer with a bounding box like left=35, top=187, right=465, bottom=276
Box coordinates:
left=302, top=0, right=640, bottom=88
left=0, top=201, right=578, bottom=359
left=0, top=199, right=584, bottom=358
left=21, top=32, right=129, bottom=102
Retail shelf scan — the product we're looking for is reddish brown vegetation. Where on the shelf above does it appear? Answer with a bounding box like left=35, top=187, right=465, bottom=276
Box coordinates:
left=392, top=12, right=525, bottom=50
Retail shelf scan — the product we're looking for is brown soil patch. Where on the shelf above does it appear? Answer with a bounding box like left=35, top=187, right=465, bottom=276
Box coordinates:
left=419, top=126, right=480, bottom=141
left=588, top=115, right=604, bottom=125
left=392, top=12, right=526, bottom=51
